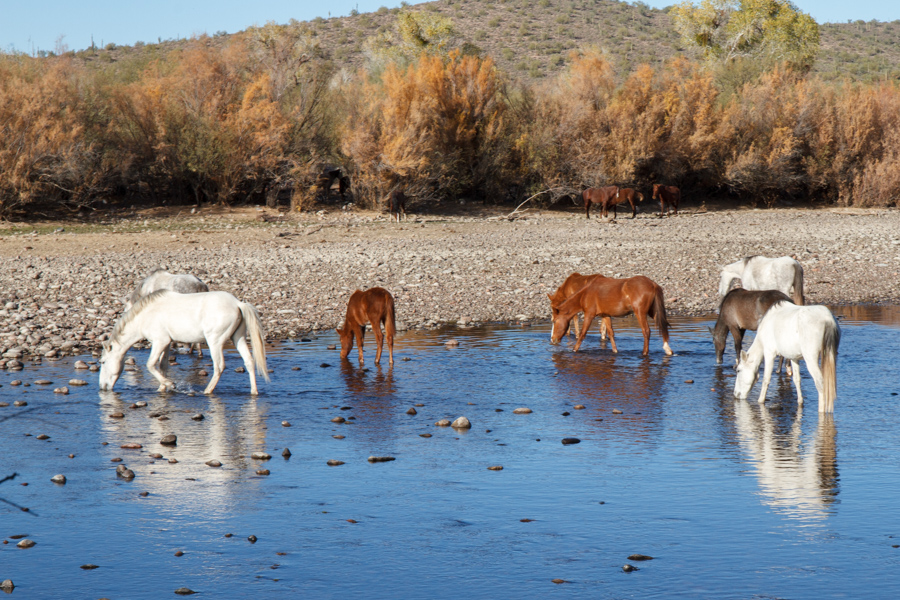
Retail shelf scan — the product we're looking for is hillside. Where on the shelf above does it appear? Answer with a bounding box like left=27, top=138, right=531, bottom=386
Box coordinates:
left=68, top=0, right=900, bottom=83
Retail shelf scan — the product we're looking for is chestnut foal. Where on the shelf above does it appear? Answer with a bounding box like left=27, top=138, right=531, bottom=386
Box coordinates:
left=337, top=287, right=396, bottom=365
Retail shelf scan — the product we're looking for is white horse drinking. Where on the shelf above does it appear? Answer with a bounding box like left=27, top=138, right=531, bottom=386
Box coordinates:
left=100, top=290, right=269, bottom=395
left=718, top=256, right=805, bottom=305
left=733, top=302, right=840, bottom=413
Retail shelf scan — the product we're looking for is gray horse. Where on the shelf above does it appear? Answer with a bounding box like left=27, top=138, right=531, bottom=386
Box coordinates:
left=124, top=269, right=209, bottom=355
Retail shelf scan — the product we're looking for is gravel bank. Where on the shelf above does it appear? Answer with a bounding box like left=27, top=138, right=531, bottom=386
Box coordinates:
left=1, top=205, right=898, bottom=359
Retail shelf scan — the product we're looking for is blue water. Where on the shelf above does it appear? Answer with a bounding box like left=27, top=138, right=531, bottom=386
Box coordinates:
left=1, top=307, right=899, bottom=599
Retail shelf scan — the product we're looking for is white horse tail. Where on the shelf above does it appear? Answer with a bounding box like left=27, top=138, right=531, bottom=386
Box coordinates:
left=239, top=302, right=270, bottom=382
left=792, top=262, right=805, bottom=305
left=821, top=320, right=840, bottom=413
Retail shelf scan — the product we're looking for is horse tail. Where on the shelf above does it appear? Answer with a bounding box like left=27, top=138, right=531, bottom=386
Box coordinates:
left=239, top=302, right=270, bottom=382
left=385, top=293, right=397, bottom=339
left=792, top=263, right=805, bottom=305
left=821, top=319, right=840, bottom=412
left=652, top=285, right=670, bottom=344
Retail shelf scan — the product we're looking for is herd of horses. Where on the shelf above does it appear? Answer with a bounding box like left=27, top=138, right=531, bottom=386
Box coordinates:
left=99, top=253, right=840, bottom=414
left=583, top=184, right=680, bottom=220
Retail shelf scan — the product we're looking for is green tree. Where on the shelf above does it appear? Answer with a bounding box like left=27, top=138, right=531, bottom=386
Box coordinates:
left=671, top=0, right=820, bottom=71
left=363, top=11, right=456, bottom=71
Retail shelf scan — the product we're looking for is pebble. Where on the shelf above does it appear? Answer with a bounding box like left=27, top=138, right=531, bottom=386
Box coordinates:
left=74, top=360, right=89, bottom=369
left=612, top=409, right=623, bottom=414
left=234, top=366, right=245, bottom=373
left=16, top=539, right=36, bottom=549
left=198, top=369, right=208, bottom=376
left=333, top=435, right=345, bottom=439
left=116, top=465, right=135, bottom=479
left=191, top=413, right=204, bottom=421
left=206, top=460, right=222, bottom=467
left=13, top=400, right=26, bottom=406
left=487, top=465, right=503, bottom=471
left=36, top=434, right=49, bottom=440
left=53, top=387, right=69, bottom=394
left=69, top=379, right=88, bottom=386
left=415, top=403, right=424, bottom=407
left=326, top=460, right=345, bottom=466
left=248, top=535, right=257, bottom=543
left=174, top=588, right=197, bottom=595
left=406, top=407, right=417, bottom=415
left=419, top=433, right=432, bottom=438
left=51, top=474, right=66, bottom=484
left=551, top=579, right=566, bottom=584
left=561, top=411, right=570, bottom=416
left=34, top=379, right=52, bottom=385
left=134, top=401, right=147, bottom=408
left=161, top=434, right=177, bottom=446
left=445, top=339, right=459, bottom=347
left=574, top=404, right=586, bottom=410
left=251, top=452, right=272, bottom=460
left=623, top=564, right=638, bottom=572
left=121, top=443, right=142, bottom=449
left=256, top=469, right=270, bottom=476
left=561, top=438, right=581, bottom=445
left=320, top=363, right=331, bottom=368
left=434, top=419, right=451, bottom=427
left=80, top=564, right=99, bottom=570
left=139, top=492, right=149, bottom=497
left=168, top=459, right=178, bottom=464
left=291, top=366, right=301, bottom=371
left=628, top=554, right=654, bottom=561
left=513, top=407, right=532, bottom=414
left=685, top=379, right=694, bottom=384
left=109, top=412, right=124, bottom=419
left=332, top=416, right=345, bottom=424
left=451, top=416, right=471, bottom=429
left=10, top=380, right=22, bottom=386
left=520, top=518, right=534, bottom=522
left=0, top=580, right=13, bottom=591
left=367, top=456, right=396, bottom=463
left=0, top=402, right=7, bottom=407
left=282, top=448, right=292, bottom=458
left=281, top=420, right=291, bottom=427
left=174, top=550, right=184, bottom=557
left=111, top=457, right=123, bottom=462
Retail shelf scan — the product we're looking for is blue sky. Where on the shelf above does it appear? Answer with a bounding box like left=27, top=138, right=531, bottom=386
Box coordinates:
left=4, top=1, right=900, bottom=54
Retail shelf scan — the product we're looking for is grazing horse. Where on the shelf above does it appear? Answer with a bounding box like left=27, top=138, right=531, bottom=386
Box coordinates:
left=652, top=184, right=680, bottom=216
left=389, top=190, right=407, bottom=223
left=99, top=290, right=269, bottom=395
left=338, top=287, right=396, bottom=365
left=547, top=272, right=610, bottom=339
left=124, top=269, right=209, bottom=356
left=583, top=186, right=619, bottom=219
left=718, top=256, right=805, bottom=305
left=710, top=288, right=793, bottom=366
left=611, top=188, right=644, bottom=219
left=550, top=275, right=673, bottom=356
left=734, top=302, right=840, bottom=413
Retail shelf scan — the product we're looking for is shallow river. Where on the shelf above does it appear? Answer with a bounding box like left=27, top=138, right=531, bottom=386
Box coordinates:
left=1, top=307, right=899, bottom=599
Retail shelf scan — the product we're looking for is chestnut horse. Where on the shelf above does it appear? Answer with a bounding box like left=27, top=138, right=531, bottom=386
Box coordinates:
left=612, top=188, right=644, bottom=219
left=547, top=272, right=610, bottom=339
left=652, top=184, right=680, bottom=216
left=337, top=287, right=396, bottom=365
left=583, top=186, right=619, bottom=219
left=710, top=288, right=793, bottom=367
left=550, top=275, right=673, bottom=356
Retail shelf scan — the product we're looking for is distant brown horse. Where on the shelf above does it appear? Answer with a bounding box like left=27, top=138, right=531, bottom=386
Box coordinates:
left=337, top=287, right=396, bottom=365
left=550, top=275, right=673, bottom=356
left=611, top=188, right=644, bottom=219
left=583, top=186, right=619, bottom=219
left=652, top=184, right=680, bottom=216
left=547, top=272, right=610, bottom=339
left=317, top=167, right=350, bottom=201
left=389, top=190, right=407, bottom=222
left=711, top=288, right=793, bottom=368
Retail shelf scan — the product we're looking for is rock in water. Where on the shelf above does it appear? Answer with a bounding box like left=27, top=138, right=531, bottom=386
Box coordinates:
left=51, top=474, right=67, bottom=484
left=53, top=387, right=69, bottom=394
left=513, top=407, right=532, bottom=414
left=487, top=466, right=503, bottom=471
left=160, top=434, right=177, bottom=446
left=80, top=564, right=99, bottom=570
left=623, top=564, right=638, bottom=572
left=282, top=448, right=292, bottom=458
left=16, top=539, right=36, bottom=549
left=69, top=379, right=88, bottom=386
left=434, top=419, right=451, bottom=427
left=367, top=456, right=396, bottom=463
left=0, top=580, right=14, bottom=591
left=251, top=452, right=271, bottom=460
left=628, top=554, right=654, bottom=561
left=326, top=460, right=344, bottom=466
left=561, top=438, right=581, bottom=445
left=451, top=416, right=471, bottom=429
left=191, top=413, right=204, bottom=421
left=206, top=460, right=222, bottom=468
left=174, top=588, right=197, bottom=595
left=406, top=407, right=417, bottom=415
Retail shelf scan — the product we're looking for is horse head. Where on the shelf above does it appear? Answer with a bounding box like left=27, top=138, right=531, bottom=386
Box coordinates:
left=336, top=327, right=353, bottom=360
left=98, top=340, right=124, bottom=391
left=652, top=184, right=660, bottom=199
left=733, top=350, right=759, bottom=400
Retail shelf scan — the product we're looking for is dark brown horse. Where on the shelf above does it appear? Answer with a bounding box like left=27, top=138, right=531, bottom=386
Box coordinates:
left=389, top=190, right=407, bottom=223
left=652, top=184, right=680, bottom=216
left=317, top=167, right=350, bottom=201
left=337, top=287, right=396, bottom=365
left=612, top=188, right=644, bottom=219
left=547, top=272, right=610, bottom=339
left=710, top=288, right=793, bottom=367
left=550, top=275, right=673, bottom=356
left=583, top=186, right=619, bottom=219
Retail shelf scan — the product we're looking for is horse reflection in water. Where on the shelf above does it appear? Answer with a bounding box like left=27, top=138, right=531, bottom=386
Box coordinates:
left=340, top=362, right=399, bottom=441
left=733, top=400, right=839, bottom=520
left=551, top=348, right=670, bottom=441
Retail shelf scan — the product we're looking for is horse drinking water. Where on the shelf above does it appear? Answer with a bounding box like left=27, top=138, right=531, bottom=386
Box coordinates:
left=337, top=287, right=396, bottom=365
left=710, top=288, right=793, bottom=366
left=548, top=272, right=610, bottom=339
left=733, top=302, right=840, bottom=413
left=550, top=275, right=673, bottom=356
left=718, top=256, right=804, bottom=305
left=99, top=290, right=268, bottom=395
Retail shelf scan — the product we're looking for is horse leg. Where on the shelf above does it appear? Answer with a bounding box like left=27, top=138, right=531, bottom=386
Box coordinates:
left=195, top=343, right=203, bottom=358
left=146, top=343, right=174, bottom=392
left=356, top=324, right=366, bottom=365
left=604, top=318, right=617, bottom=353
left=570, top=314, right=580, bottom=337
left=631, top=200, right=636, bottom=219
left=585, top=200, right=590, bottom=219
left=573, top=310, right=595, bottom=353
left=757, top=353, right=774, bottom=404
left=599, top=316, right=607, bottom=341
left=204, top=343, right=226, bottom=395
left=373, top=321, right=384, bottom=365
left=636, top=310, right=651, bottom=356
left=731, top=327, right=744, bottom=368
left=790, top=359, right=803, bottom=406
left=233, top=332, right=259, bottom=395
left=804, top=352, right=826, bottom=412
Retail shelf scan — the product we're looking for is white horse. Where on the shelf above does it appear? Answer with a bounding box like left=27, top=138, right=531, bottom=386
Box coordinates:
left=124, top=269, right=210, bottom=356
left=100, top=290, right=269, bottom=395
left=733, top=302, right=840, bottom=413
left=718, top=256, right=804, bottom=305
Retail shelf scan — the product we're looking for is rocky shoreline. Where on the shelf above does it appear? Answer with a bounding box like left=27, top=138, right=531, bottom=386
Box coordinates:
left=1, top=205, right=898, bottom=361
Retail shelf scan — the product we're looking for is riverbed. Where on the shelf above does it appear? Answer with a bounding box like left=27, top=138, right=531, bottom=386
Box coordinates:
left=1, top=307, right=899, bottom=598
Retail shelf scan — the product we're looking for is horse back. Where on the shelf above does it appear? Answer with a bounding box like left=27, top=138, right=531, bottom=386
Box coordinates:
left=583, top=186, right=618, bottom=205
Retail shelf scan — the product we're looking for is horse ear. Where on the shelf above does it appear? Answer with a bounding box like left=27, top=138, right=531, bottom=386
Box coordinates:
left=335, top=328, right=343, bottom=334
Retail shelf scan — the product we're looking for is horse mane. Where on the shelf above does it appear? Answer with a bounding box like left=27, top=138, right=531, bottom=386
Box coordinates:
left=742, top=255, right=760, bottom=266
left=110, top=289, right=171, bottom=343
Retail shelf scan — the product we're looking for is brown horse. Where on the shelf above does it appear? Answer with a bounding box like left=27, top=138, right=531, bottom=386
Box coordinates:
left=550, top=275, right=673, bottom=356
left=612, top=188, right=644, bottom=219
left=583, top=186, right=619, bottom=219
left=652, top=184, right=680, bottom=216
left=317, top=166, right=350, bottom=201
left=389, top=190, right=407, bottom=223
left=547, top=272, right=610, bottom=339
left=710, top=288, right=793, bottom=367
left=337, top=287, right=396, bottom=365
